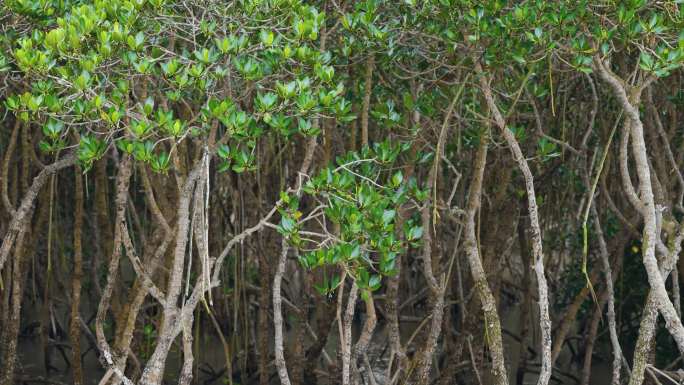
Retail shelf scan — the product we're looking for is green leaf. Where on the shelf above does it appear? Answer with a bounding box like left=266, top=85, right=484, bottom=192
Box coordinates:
left=217, top=144, right=231, bottom=159
left=127, top=31, right=145, bottom=51
left=276, top=81, right=297, bottom=99
left=78, top=135, right=107, bottom=169
left=640, top=52, right=655, bottom=72
left=44, top=28, right=65, bottom=51
left=256, top=92, right=278, bottom=112
left=368, top=275, right=381, bottom=290
left=382, top=209, right=396, bottom=225
left=391, top=171, right=403, bottom=187
left=194, top=48, right=217, bottom=64
left=74, top=71, right=92, bottom=91
left=133, top=140, right=155, bottom=162
left=407, top=226, right=423, bottom=241
left=217, top=161, right=232, bottom=173
left=42, top=118, right=64, bottom=139
left=259, top=30, right=275, bottom=46
left=280, top=215, right=296, bottom=233
left=143, top=97, right=155, bottom=116
left=151, top=152, right=170, bottom=173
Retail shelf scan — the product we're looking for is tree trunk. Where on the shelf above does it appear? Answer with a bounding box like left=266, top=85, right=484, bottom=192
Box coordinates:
left=462, top=132, right=508, bottom=385
left=477, top=63, right=552, bottom=385
left=69, top=167, right=84, bottom=385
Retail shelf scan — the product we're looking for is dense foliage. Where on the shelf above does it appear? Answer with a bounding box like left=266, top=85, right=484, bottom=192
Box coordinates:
left=2, top=0, right=684, bottom=385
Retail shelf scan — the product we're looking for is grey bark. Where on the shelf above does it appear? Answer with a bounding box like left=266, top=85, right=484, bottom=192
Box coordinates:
left=462, top=130, right=508, bottom=385
left=477, top=63, right=552, bottom=385
left=273, top=240, right=292, bottom=385
left=94, top=155, right=135, bottom=385
left=342, top=281, right=359, bottom=385
left=595, top=57, right=684, bottom=354
left=137, top=158, right=204, bottom=385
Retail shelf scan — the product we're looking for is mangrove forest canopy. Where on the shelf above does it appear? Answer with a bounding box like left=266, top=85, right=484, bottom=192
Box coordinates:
left=1, top=1, right=684, bottom=385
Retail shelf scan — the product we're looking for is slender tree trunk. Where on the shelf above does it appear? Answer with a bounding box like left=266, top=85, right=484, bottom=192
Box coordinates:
left=385, top=84, right=422, bottom=381
left=70, top=167, right=84, bottom=385
left=1, top=119, right=19, bottom=216
left=412, top=88, right=462, bottom=385
left=273, top=136, right=318, bottom=385
left=258, top=239, right=271, bottom=385
left=580, top=289, right=609, bottom=385
left=95, top=156, right=134, bottom=384
left=551, top=268, right=600, bottom=363
left=138, top=159, right=204, bottom=385
left=629, top=292, right=659, bottom=385
left=93, top=159, right=111, bottom=297
left=477, top=63, right=552, bottom=385
left=352, top=295, right=377, bottom=383
left=341, top=281, right=358, bottom=385
left=462, top=132, right=508, bottom=385
left=103, top=165, right=174, bottom=383
left=0, top=152, right=76, bottom=273
left=592, top=205, right=625, bottom=385
left=178, top=313, right=195, bottom=385
left=595, top=57, right=684, bottom=353
left=0, top=119, right=19, bottom=381
left=0, top=127, right=48, bottom=385
left=291, top=265, right=309, bottom=385
left=0, top=230, right=28, bottom=385
left=273, top=240, right=293, bottom=385
left=628, top=244, right=681, bottom=385
left=304, top=277, right=336, bottom=383
left=515, top=206, right=533, bottom=385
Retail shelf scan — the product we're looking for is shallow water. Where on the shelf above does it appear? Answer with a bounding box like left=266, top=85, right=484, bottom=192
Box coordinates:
left=12, top=295, right=615, bottom=385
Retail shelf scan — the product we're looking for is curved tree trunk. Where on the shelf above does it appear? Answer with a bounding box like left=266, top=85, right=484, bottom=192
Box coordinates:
left=595, top=57, right=684, bottom=353
left=462, top=130, right=508, bottom=385
left=477, top=62, right=552, bottom=385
